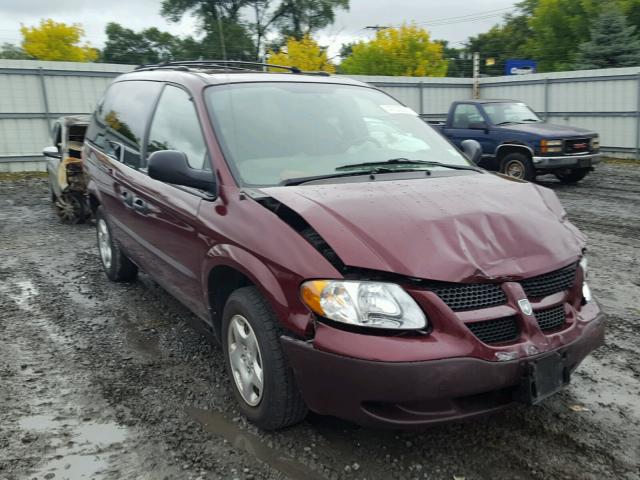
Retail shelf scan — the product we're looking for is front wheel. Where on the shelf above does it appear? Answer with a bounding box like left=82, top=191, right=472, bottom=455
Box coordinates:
left=500, top=152, right=535, bottom=181
left=222, top=286, right=307, bottom=430
left=555, top=168, right=590, bottom=184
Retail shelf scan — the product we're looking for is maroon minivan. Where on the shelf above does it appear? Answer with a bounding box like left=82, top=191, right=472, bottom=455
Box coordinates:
left=84, top=61, right=605, bottom=430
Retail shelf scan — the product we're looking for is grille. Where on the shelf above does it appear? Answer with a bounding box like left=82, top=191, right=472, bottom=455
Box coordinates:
left=535, top=304, right=567, bottom=332
left=423, top=282, right=507, bottom=311
left=466, top=316, right=520, bottom=344
left=520, top=263, right=577, bottom=299
left=565, top=138, right=591, bottom=154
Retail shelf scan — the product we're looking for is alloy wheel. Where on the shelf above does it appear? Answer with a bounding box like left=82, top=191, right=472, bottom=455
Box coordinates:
left=97, top=218, right=113, bottom=269
left=227, top=314, right=264, bottom=406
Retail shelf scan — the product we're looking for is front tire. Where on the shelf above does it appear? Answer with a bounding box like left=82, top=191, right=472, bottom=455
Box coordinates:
left=222, top=286, right=307, bottom=430
left=500, top=152, right=535, bottom=181
left=95, top=206, right=138, bottom=282
left=555, top=168, right=589, bottom=184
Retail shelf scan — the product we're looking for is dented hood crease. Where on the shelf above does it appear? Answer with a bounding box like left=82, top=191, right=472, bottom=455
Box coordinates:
left=261, top=174, right=586, bottom=283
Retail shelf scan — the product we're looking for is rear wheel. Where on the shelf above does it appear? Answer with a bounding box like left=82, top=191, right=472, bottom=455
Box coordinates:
left=555, top=168, right=590, bottom=184
left=222, top=286, right=307, bottom=430
left=54, top=192, right=86, bottom=224
left=500, top=152, right=535, bottom=181
left=95, top=206, right=138, bottom=282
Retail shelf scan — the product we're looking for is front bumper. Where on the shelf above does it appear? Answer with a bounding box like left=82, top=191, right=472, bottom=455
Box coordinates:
left=532, top=153, right=602, bottom=169
left=282, top=312, right=605, bottom=428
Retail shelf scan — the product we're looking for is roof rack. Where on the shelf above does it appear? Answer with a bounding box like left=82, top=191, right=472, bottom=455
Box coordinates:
left=134, top=60, right=330, bottom=76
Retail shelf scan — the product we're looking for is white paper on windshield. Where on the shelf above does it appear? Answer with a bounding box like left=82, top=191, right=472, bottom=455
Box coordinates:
left=380, top=105, right=419, bottom=116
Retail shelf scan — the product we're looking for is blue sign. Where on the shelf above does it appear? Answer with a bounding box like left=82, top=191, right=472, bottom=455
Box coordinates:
left=505, top=59, right=537, bottom=76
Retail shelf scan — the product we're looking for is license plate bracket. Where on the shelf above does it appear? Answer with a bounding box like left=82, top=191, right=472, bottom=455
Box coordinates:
left=516, top=352, right=570, bottom=405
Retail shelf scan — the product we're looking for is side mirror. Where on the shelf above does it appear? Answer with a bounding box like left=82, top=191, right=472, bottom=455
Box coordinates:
left=461, top=139, right=482, bottom=165
left=469, top=121, right=488, bottom=130
left=42, top=146, right=61, bottom=159
left=148, top=150, right=216, bottom=193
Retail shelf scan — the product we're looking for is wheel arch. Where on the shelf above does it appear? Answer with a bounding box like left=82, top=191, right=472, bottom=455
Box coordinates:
left=203, top=245, right=295, bottom=343
left=495, top=143, right=534, bottom=161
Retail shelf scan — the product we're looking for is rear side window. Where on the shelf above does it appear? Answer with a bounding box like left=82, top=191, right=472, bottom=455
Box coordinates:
left=147, top=85, right=209, bottom=170
left=90, top=80, right=162, bottom=169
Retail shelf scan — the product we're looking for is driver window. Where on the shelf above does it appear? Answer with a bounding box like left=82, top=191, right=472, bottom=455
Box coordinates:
left=147, top=85, right=209, bottom=170
left=452, top=104, right=483, bottom=129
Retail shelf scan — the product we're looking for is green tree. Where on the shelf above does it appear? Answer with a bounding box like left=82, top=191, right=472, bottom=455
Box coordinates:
left=466, top=13, right=533, bottom=75
left=575, top=3, right=640, bottom=69
left=102, top=23, right=181, bottom=64
left=160, top=0, right=348, bottom=59
left=340, top=24, right=448, bottom=77
left=0, top=43, right=32, bottom=59
left=20, top=19, right=98, bottom=62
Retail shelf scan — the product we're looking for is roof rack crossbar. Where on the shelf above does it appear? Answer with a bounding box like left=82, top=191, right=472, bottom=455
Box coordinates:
left=135, top=60, right=303, bottom=74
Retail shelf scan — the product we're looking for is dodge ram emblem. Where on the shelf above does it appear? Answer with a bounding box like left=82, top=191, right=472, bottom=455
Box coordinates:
left=518, top=299, right=533, bottom=316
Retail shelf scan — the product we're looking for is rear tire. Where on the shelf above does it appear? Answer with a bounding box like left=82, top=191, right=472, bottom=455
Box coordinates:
left=95, top=206, right=138, bottom=282
left=500, top=152, right=535, bottom=181
left=555, top=168, right=589, bottom=184
left=222, top=286, right=307, bottom=430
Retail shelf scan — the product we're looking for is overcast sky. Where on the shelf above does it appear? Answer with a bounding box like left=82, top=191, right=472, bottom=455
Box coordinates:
left=0, top=0, right=518, bottom=58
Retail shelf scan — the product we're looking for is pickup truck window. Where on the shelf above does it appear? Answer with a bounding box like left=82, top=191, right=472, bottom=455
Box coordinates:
left=206, top=82, right=470, bottom=187
left=452, top=104, right=484, bottom=129
left=483, top=102, right=541, bottom=125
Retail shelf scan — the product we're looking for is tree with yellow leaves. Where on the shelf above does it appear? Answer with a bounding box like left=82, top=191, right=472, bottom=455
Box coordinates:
left=21, top=19, right=98, bottom=62
left=340, top=24, right=447, bottom=77
left=267, top=34, right=335, bottom=73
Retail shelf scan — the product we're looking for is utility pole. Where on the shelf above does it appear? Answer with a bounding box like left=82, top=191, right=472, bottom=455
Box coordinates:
left=472, top=52, right=480, bottom=99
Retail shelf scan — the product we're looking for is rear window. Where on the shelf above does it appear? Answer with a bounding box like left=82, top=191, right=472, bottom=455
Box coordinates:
left=87, top=80, right=162, bottom=169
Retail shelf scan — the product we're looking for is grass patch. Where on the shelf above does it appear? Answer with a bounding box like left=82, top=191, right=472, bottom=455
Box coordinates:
left=0, top=171, right=48, bottom=181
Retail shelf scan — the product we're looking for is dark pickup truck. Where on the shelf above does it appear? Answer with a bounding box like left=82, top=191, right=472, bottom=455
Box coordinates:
left=432, top=100, right=601, bottom=182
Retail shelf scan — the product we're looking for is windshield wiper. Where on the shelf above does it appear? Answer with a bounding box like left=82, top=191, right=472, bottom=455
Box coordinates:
left=335, top=158, right=482, bottom=173
left=521, top=118, right=540, bottom=122
left=495, top=121, right=516, bottom=126
left=281, top=170, right=392, bottom=186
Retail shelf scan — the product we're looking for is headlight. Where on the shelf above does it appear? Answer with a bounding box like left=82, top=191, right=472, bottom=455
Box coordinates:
left=301, top=280, right=427, bottom=330
left=541, top=139, right=563, bottom=153
left=580, top=257, right=593, bottom=302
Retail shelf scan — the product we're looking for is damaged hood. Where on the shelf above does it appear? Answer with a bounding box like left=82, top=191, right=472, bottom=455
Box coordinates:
left=261, top=173, right=586, bottom=283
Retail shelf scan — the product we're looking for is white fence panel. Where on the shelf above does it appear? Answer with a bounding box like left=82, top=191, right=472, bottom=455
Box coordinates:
left=2, top=60, right=640, bottom=172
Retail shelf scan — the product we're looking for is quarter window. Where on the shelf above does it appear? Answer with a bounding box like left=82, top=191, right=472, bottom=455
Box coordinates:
left=147, top=85, right=209, bottom=170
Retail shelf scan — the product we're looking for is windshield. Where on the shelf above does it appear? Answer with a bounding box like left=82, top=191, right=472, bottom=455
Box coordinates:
left=205, top=82, right=471, bottom=186
left=483, top=102, right=541, bottom=124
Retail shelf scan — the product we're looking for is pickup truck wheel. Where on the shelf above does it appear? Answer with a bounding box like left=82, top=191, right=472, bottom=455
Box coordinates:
left=500, top=152, right=535, bottom=181
left=95, top=206, right=138, bottom=282
left=222, top=286, right=307, bottom=430
left=555, top=168, right=589, bottom=184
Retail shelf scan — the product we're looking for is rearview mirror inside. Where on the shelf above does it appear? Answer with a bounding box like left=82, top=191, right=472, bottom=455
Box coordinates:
left=148, top=150, right=216, bottom=194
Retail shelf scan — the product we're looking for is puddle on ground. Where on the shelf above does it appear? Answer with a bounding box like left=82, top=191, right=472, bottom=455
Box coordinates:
left=19, top=414, right=127, bottom=479
left=186, top=407, right=328, bottom=480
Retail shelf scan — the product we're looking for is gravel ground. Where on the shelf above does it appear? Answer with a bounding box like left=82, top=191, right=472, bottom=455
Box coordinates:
left=0, top=163, right=639, bottom=480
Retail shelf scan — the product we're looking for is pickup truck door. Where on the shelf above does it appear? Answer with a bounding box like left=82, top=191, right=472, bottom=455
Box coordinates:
left=443, top=103, right=494, bottom=154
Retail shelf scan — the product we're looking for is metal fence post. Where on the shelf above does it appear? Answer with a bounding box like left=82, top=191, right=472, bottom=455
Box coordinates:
left=38, top=67, right=52, bottom=136
left=418, top=81, right=424, bottom=115
left=636, top=73, right=640, bottom=160
left=544, top=78, right=550, bottom=121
